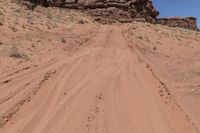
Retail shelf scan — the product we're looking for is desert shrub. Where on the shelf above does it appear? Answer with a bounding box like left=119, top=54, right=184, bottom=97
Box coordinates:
left=137, top=36, right=143, bottom=40
left=0, top=21, right=3, bottom=26
left=77, top=19, right=88, bottom=24
left=9, top=44, right=28, bottom=59
left=61, top=37, right=66, bottom=43
left=0, top=10, right=3, bottom=16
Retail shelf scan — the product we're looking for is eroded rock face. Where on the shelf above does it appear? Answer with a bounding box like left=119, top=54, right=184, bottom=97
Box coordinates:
left=29, top=0, right=159, bottom=23
left=157, top=17, right=198, bottom=30
left=26, top=0, right=198, bottom=30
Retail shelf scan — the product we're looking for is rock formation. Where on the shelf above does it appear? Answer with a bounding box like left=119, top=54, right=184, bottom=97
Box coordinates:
left=157, top=17, right=198, bottom=30
left=24, top=0, right=198, bottom=30
left=28, top=0, right=159, bottom=23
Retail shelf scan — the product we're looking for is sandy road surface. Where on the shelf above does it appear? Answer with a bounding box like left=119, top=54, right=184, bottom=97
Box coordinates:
left=0, top=25, right=199, bottom=133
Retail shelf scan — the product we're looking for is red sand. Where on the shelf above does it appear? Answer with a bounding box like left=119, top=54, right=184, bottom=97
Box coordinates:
left=0, top=1, right=200, bottom=133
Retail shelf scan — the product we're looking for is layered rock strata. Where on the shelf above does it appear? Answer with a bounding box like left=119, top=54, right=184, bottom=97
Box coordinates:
left=157, top=17, right=198, bottom=30
left=28, top=0, right=159, bottom=23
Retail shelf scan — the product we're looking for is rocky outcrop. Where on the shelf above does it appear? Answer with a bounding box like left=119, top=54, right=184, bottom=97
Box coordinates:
left=25, top=0, right=198, bottom=30
left=157, top=17, right=198, bottom=30
left=28, top=0, right=159, bottom=23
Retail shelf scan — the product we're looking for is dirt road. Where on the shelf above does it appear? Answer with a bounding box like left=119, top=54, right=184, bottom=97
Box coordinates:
left=0, top=25, right=199, bottom=133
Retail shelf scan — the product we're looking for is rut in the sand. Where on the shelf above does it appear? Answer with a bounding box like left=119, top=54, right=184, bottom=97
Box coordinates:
left=0, top=25, right=199, bottom=133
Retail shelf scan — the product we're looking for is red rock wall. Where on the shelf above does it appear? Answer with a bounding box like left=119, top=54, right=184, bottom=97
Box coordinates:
left=25, top=0, right=198, bottom=30
left=28, top=0, right=159, bottom=23
left=157, top=17, right=197, bottom=30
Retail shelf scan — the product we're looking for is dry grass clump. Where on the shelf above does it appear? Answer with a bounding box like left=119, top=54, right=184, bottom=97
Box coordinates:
left=9, top=44, right=28, bottom=59
left=0, top=9, right=4, bottom=26
left=137, top=36, right=143, bottom=40
left=0, top=10, right=3, bottom=16
left=9, top=24, right=18, bottom=32
left=77, top=19, right=88, bottom=24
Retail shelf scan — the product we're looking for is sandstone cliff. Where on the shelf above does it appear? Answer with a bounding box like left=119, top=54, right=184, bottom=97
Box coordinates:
left=25, top=0, right=198, bottom=30
left=157, top=17, right=197, bottom=30
left=28, top=0, right=159, bottom=23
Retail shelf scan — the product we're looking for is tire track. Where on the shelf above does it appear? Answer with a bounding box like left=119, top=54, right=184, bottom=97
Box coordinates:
left=0, top=25, right=199, bottom=133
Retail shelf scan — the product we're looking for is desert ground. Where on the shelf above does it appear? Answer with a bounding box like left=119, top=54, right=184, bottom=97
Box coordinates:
left=0, top=1, right=200, bottom=133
